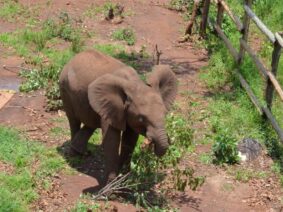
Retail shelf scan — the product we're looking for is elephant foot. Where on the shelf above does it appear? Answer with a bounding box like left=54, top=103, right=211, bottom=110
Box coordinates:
left=65, top=146, right=83, bottom=157
left=102, top=171, right=118, bottom=187
left=119, top=161, right=131, bottom=174
left=69, top=147, right=93, bottom=157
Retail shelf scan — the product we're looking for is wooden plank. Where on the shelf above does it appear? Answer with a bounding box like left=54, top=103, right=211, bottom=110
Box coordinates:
left=236, top=70, right=283, bottom=142
left=200, top=0, right=211, bottom=36
left=184, top=0, right=201, bottom=35
left=244, top=5, right=275, bottom=43
left=214, top=24, right=239, bottom=61
left=237, top=70, right=262, bottom=114
left=214, top=0, right=243, bottom=31
left=216, top=1, right=224, bottom=27
left=265, top=39, right=282, bottom=108
left=238, top=0, right=252, bottom=64
left=262, top=106, right=283, bottom=142
left=240, top=39, right=268, bottom=79
left=240, top=39, right=283, bottom=103
left=275, top=33, right=283, bottom=48
left=266, top=71, right=283, bottom=102
left=0, top=91, right=14, bottom=110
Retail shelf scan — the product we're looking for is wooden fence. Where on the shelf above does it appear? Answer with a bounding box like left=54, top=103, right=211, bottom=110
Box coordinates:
left=200, top=0, right=283, bottom=141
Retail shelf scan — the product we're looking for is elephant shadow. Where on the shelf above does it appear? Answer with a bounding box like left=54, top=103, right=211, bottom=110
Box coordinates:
left=57, top=140, right=105, bottom=193
left=57, top=140, right=168, bottom=206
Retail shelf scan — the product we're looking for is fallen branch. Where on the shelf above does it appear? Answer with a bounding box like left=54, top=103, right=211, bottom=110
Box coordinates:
left=92, top=172, right=131, bottom=200
left=3, top=65, right=33, bottom=73
left=179, top=0, right=202, bottom=43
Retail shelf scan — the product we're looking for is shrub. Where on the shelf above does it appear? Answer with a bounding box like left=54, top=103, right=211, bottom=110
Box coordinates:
left=212, top=130, right=240, bottom=164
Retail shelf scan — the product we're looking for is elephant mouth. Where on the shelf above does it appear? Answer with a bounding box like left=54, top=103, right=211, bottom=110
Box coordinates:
left=147, top=137, right=167, bottom=157
left=154, top=143, right=167, bottom=157
left=145, top=129, right=169, bottom=157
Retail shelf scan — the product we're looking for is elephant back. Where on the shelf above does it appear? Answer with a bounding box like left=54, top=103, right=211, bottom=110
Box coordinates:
left=63, top=49, right=128, bottom=91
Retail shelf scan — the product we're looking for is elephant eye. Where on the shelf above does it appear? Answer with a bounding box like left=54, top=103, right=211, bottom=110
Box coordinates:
left=138, top=116, right=144, bottom=123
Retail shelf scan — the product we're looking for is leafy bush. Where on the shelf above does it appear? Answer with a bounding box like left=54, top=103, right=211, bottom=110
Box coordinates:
left=212, top=130, right=239, bottom=164
left=46, top=82, right=63, bottom=111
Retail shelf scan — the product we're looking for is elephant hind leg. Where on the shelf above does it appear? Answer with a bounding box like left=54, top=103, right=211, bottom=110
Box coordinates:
left=67, top=115, right=81, bottom=140
left=71, top=125, right=95, bottom=155
left=61, top=89, right=81, bottom=140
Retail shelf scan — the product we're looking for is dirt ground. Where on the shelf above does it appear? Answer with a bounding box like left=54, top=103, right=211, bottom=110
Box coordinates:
left=0, top=0, right=283, bottom=211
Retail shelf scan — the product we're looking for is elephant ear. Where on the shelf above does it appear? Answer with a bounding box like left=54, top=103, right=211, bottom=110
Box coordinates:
left=88, top=74, right=131, bottom=131
left=147, top=65, right=177, bottom=110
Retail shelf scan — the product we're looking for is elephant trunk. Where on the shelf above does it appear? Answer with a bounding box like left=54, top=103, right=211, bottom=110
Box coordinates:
left=152, top=129, right=169, bottom=157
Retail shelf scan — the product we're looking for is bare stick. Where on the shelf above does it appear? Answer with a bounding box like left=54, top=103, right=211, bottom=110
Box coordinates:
left=154, top=44, right=162, bottom=65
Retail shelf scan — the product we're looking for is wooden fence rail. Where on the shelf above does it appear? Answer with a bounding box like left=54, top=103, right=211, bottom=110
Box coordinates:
left=200, top=0, right=283, bottom=142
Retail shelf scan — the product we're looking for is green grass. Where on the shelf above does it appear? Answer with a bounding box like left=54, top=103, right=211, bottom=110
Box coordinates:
left=230, top=168, right=267, bottom=183
left=111, top=27, right=136, bottom=46
left=0, top=126, right=68, bottom=211
left=71, top=201, right=101, bottom=212
left=93, top=43, right=125, bottom=57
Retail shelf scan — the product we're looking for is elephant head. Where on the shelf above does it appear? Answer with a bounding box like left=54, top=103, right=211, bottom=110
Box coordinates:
left=88, top=65, right=177, bottom=157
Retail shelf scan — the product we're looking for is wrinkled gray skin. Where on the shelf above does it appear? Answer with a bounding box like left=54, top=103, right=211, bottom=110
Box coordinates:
left=59, top=50, right=177, bottom=185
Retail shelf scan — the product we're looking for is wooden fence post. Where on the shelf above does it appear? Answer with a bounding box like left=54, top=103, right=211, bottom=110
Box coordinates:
left=265, top=36, right=282, bottom=109
left=216, top=0, right=224, bottom=27
left=200, top=0, right=211, bottom=37
left=238, top=0, right=253, bottom=64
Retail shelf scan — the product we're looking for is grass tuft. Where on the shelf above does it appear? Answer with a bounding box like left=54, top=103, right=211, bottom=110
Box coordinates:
left=111, top=27, right=136, bottom=46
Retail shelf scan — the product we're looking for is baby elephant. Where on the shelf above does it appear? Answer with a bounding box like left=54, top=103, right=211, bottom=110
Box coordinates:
left=59, top=49, right=177, bottom=185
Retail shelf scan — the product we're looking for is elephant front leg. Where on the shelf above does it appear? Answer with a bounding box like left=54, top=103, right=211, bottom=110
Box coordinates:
left=70, top=125, right=94, bottom=155
left=120, top=126, right=138, bottom=171
left=101, top=123, right=121, bottom=185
